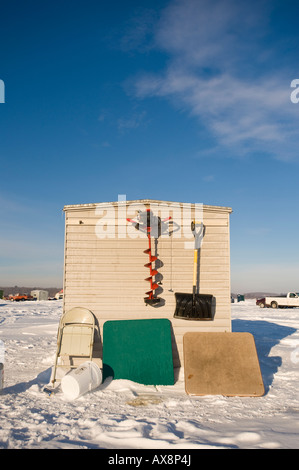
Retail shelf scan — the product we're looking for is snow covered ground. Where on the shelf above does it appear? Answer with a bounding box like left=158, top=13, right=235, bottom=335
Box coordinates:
left=0, top=298, right=298, bottom=450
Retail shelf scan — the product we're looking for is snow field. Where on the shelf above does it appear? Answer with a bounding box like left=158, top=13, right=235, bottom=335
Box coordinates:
left=0, top=299, right=298, bottom=449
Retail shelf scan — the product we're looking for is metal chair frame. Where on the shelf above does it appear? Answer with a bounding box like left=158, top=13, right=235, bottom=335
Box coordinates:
left=51, top=307, right=99, bottom=388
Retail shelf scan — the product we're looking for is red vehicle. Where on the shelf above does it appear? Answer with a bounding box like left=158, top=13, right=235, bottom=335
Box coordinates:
left=9, top=294, right=34, bottom=302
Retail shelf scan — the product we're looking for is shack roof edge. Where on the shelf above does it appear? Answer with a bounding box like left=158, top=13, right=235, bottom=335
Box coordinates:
left=63, top=199, right=232, bottom=213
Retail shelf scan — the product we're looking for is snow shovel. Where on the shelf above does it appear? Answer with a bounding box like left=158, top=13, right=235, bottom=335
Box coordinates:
left=174, top=221, right=213, bottom=320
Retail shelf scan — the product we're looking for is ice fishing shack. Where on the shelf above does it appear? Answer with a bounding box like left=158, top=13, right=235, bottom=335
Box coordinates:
left=62, top=198, right=232, bottom=374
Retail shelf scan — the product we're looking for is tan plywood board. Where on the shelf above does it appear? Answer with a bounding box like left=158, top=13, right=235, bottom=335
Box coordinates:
left=183, top=332, right=265, bottom=396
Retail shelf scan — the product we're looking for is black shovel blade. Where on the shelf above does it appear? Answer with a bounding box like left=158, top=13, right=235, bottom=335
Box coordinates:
left=174, top=293, right=213, bottom=320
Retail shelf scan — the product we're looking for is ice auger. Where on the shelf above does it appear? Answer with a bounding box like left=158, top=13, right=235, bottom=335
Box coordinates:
left=127, top=209, right=171, bottom=306
left=143, top=211, right=160, bottom=305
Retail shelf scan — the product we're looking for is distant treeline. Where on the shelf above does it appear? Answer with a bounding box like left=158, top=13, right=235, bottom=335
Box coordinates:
left=1, top=288, right=282, bottom=300
left=0, top=287, right=62, bottom=297
left=231, top=292, right=281, bottom=299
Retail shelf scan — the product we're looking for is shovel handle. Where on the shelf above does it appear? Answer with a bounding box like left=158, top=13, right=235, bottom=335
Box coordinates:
left=193, top=249, right=198, bottom=291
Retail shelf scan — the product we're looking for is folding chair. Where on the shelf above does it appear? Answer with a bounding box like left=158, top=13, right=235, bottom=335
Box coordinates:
left=51, top=307, right=99, bottom=389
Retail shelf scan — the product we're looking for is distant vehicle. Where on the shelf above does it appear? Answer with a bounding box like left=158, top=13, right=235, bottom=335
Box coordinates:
left=55, top=289, right=63, bottom=300
left=256, top=292, right=299, bottom=309
left=9, top=294, right=35, bottom=302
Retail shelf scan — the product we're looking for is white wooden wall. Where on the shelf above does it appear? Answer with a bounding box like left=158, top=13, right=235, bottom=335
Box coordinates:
left=63, top=200, right=232, bottom=370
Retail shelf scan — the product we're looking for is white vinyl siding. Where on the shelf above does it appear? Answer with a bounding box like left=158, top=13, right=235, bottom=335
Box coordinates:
left=63, top=200, right=232, bottom=369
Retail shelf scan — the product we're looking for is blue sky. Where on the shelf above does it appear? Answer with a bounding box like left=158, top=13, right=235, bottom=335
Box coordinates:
left=0, top=0, right=299, bottom=292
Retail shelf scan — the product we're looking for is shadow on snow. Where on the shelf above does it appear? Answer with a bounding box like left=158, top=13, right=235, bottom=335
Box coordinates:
left=232, top=319, right=297, bottom=393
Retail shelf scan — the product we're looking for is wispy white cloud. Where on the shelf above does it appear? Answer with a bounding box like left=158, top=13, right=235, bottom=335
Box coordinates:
left=130, top=0, right=298, bottom=161
left=202, top=175, right=215, bottom=182
left=117, top=110, right=148, bottom=133
left=154, top=0, right=267, bottom=67
left=119, top=8, right=158, bottom=53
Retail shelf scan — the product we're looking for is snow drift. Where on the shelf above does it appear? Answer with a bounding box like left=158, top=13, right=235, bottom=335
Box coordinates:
left=0, top=299, right=298, bottom=449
